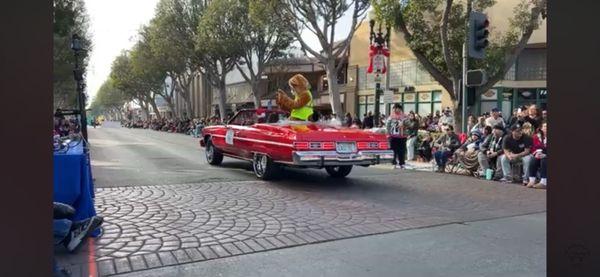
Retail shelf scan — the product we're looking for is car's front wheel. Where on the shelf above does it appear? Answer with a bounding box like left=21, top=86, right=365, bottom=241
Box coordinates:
left=205, top=138, right=223, bottom=165
left=325, top=165, right=353, bottom=178
left=253, top=154, right=279, bottom=180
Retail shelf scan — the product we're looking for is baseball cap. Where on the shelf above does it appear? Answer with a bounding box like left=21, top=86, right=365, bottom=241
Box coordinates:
left=510, top=124, right=522, bottom=131
left=491, top=108, right=500, bottom=112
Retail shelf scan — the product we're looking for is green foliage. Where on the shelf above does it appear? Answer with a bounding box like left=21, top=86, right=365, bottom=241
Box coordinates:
left=89, top=78, right=128, bottom=117
left=244, top=0, right=294, bottom=62
left=110, top=52, right=139, bottom=101
left=196, top=0, right=246, bottom=66
left=149, top=0, right=206, bottom=76
left=236, top=0, right=295, bottom=102
left=130, top=27, right=168, bottom=95
left=53, top=0, right=92, bottom=109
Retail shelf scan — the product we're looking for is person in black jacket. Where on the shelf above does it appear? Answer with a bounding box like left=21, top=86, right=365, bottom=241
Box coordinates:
left=363, top=111, right=374, bottom=129
left=432, top=125, right=461, bottom=172
left=417, top=133, right=433, bottom=162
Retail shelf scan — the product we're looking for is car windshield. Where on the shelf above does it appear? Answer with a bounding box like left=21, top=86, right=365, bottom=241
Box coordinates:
left=229, top=110, right=288, bottom=126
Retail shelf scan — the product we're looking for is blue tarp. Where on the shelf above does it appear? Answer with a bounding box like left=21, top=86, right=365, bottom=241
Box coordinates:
left=53, top=141, right=99, bottom=236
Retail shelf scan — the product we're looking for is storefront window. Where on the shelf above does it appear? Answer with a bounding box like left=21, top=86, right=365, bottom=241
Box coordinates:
left=517, top=88, right=537, bottom=107
left=358, top=90, right=443, bottom=119
left=537, top=89, right=547, bottom=111
left=433, top=102, right=442, bottom=115
left=417, top=103, right=432, bottom=116
left=432, top=91, right=442, bottom=102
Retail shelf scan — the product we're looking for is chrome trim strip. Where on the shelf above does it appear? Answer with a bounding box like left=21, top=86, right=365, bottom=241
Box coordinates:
left=222, top=153, right=252, bottom=161
left=211, top=134, right=293, bottom=148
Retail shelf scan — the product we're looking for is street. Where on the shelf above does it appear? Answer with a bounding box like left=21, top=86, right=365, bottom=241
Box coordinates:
left=58, top=121, right=547, bottom=277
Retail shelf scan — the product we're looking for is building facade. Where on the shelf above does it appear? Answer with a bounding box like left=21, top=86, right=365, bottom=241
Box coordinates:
left=347, top=0, right=547, bottom=119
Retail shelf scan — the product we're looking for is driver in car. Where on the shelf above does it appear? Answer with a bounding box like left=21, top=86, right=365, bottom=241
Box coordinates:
left=276, top=74, right=314, bottom=121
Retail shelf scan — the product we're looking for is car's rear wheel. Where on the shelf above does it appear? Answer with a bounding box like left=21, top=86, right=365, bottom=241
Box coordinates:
left=253, top=153, right=279, bottom=180
left=325, top=165, right=353, bottom=178
left=205, top=138, right=223, bottom=165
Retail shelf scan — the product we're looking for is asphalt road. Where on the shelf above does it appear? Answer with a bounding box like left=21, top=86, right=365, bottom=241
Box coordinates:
left=64, top=121, right=548, bottom=277
left=89, top=121, right=392, bottom=187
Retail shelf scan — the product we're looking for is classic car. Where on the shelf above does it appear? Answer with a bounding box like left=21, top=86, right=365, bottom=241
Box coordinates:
left=199, top=109, right=394, bottom=179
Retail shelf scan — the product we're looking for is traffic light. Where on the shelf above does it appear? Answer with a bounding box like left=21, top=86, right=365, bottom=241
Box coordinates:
left=466, top=69, right=488, bottom=87
left=467, top=87, right=476, bottom=106
left=468, top=11, right=489, bottom=59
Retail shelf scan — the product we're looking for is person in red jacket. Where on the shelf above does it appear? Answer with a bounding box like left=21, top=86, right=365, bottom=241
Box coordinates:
left=527, top=122, right=548, bottom=189
left=523, top=122, right=543, bottom=153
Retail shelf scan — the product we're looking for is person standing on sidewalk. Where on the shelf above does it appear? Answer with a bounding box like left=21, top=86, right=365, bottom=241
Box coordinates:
left=405, top=112, right=420, bottom=162
left=363, top=111, right=374, bottom=129
left=386, top=104, right=408, bottom=169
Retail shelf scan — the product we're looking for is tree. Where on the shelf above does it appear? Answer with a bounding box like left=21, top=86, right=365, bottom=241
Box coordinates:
left=142, top=21, right=178, bottom=117
left=236, top=0, right=295, bottom=108
left=150, top=0, right=207, bottom=118
left=276, top=0, right=370, bottom=120
left=196, top=0, right=246, bottom=121
left=90, top=79, right=128, bottom=119
left=373, top=0, right=546, bottom=129
left=129, top=26, right=170, bottom=120
left=53, top=0, right=92, bottom=110
left=110, top=51, right=157, bottom=120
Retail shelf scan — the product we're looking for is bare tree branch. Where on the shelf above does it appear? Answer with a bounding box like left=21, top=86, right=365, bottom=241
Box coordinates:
left=440, top=0, right=459, bottom=82
left=390, top=4, right=455, bottom=98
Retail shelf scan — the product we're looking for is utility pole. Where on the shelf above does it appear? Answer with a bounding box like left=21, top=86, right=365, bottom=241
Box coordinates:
left=368, top=19, right=390, bottom=127
left=71, top=34, right=88, bottom=141
left=462, top=42, right=468, bottom=133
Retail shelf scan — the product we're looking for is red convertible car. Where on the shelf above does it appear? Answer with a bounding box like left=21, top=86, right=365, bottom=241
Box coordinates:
left=199, top=109, right=394, bottom=179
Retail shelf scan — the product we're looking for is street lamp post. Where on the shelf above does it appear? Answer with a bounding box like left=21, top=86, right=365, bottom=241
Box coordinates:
left=71, top=34, right=88, bottom=141
left=368, top=19, right=390, bottom=127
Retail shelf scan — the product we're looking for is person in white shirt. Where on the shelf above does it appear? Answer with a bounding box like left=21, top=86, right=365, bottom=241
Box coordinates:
left=438, top=109, right=455, bottom=131
left=485, top=108, right=505, bottom=128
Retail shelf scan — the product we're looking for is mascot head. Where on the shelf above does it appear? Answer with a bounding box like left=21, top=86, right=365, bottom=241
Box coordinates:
left=288, top=74, right=310, bottom=94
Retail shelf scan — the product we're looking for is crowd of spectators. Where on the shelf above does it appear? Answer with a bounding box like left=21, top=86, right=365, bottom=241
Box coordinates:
left=54, top=117, right=81, bottom=137
left=340, top=104, right=548, bottom=189
left=343, top=107, right=461, bottom=133
left=428, top=104, right=548, bottom=189
left=121, top=116, right=225, bottom=138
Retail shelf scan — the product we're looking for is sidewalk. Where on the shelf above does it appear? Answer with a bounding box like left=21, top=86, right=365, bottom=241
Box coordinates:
left=373, top=160, right=436, bottom=172
left=115, top=213, right=546, bottom=277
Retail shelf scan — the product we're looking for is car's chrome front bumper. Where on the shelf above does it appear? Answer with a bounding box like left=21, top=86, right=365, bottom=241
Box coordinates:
left=292, top=150, right=394, bottom=167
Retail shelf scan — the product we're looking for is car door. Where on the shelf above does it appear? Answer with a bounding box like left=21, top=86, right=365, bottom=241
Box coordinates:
left=222, top=111, right=255, bottom=158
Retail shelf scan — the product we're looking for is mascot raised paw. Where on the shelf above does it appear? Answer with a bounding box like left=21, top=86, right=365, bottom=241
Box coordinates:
left=275, top=74, right=314, bottom=121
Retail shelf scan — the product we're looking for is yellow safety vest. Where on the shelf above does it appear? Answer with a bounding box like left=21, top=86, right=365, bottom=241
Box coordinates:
left=290, top=91, right=314, bottom=120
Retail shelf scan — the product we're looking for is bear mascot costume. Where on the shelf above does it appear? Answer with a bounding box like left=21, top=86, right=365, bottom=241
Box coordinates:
left=276, top=74, right=314, bottom=121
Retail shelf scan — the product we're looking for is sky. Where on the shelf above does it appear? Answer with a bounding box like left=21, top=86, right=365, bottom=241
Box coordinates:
left=84, top=0, right=359, bottom=103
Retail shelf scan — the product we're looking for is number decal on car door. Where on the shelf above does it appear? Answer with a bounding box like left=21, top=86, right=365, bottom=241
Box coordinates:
left=226, top=129, right=234, bottom=145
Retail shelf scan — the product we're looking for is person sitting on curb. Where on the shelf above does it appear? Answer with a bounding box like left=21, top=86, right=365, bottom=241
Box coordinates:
left=417, top=133, right=434, bottom=162
left=526, top=122, right=548, bottom=189
left=453, top=130, right=484, bottom=175
left=432, top=125, right=461, bottom=172
left=499, top=124, right=534, bottom=183
left=478, top=125, right=505, bottom=179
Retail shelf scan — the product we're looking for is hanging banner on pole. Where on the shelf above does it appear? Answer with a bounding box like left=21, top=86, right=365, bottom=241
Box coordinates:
left=383, top=90, right=394, bottom=104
